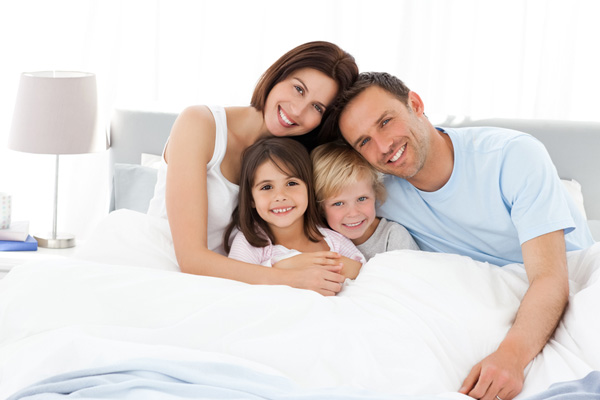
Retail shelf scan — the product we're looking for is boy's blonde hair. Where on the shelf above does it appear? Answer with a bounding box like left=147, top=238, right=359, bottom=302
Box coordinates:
left=311, top=141, right=386, bottom=213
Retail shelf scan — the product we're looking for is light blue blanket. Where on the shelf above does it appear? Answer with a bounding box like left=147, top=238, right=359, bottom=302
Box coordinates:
left=7, top=359, right=600, bottom=400
left=5, top=358, right=434, bottom=400
left=522, top=370, right=600, bottom=399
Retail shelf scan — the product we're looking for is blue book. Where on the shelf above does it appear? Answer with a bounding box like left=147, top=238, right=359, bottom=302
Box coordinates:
left=0, top=235, right=38, bottom=251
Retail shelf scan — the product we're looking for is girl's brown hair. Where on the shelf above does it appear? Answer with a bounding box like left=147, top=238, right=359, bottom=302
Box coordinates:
left=224, top=138, right=324, bottom=253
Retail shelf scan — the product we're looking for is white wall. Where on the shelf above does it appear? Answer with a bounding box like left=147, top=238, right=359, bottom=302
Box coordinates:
left=1, top=0, right=599, bottom=240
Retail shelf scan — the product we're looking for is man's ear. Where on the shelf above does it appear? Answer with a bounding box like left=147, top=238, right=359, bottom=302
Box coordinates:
left=408, top=91, right=425, bottom=116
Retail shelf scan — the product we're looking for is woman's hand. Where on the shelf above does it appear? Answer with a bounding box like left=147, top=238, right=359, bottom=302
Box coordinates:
left=273, top=252, right=345, bottom=296
left=284, top=263, right=345, bottom=296
left=273, top=251, right=342, bottom=270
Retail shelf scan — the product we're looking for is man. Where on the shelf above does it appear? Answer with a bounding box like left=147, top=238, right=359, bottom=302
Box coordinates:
left=323, top=72, right=594, bottom=400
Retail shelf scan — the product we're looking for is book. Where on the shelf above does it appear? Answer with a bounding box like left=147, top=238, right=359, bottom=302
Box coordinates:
left=0, top=221, right=29, bottom=241
left=0, top=235, right=38, bottom=251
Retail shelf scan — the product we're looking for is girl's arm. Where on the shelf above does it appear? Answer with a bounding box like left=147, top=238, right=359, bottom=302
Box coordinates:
left=164, top=106, right=345, bottom=295
left=328, top=229, right=366, bottom=280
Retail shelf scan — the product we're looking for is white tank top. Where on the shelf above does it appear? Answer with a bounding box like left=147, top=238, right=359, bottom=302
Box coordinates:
left=147, top=105, right=239, bottom=255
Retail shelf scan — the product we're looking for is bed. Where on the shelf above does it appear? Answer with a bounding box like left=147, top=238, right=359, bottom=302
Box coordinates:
left=0, top=109, right=599, bottom=399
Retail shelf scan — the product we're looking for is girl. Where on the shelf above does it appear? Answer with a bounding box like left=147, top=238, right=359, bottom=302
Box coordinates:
left=147, top=41, right=358, bottom=296
left=224, top=138, right=365, bottom=284
left=311, top=141, right=419, bottom=261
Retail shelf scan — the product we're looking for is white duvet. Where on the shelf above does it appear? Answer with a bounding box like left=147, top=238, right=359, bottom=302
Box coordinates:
left=0, top=210, right=599, bottom=399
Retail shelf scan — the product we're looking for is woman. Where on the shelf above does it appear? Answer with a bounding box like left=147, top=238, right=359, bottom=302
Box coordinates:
left=147, top=41, right=358, bottom=296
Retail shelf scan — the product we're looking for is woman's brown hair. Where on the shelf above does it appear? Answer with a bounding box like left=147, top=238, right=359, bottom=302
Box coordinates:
left=250, top=41, right=358, bottom=151
left=223, top=138, right=324, bottom=253
left=250, top=41, right=358, bottom=112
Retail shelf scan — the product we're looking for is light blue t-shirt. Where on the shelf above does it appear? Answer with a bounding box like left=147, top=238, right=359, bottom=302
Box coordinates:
left=377, top=126, right=594, bottom=266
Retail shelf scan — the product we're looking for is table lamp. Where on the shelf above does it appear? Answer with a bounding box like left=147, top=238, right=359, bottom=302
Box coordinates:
left=8, top=71, right=108, bottom=248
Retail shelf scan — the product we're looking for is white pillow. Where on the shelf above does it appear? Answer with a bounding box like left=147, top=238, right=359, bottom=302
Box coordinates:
left=141, top=153, right=163, bottom=169
left=561, top=179, right=587, bottom=220
left=113, top=163, right=158, bottom=213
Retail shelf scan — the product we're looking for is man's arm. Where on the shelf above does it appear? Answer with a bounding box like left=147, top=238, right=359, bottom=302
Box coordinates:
left=460, top=230, right=569, bottom=400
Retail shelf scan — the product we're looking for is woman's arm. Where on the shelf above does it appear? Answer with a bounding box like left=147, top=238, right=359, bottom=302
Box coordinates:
left=164, top=106, right=344, bottom=295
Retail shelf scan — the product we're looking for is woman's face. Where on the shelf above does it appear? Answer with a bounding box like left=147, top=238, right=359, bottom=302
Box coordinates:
left=264, top=68, right=338, bottom=137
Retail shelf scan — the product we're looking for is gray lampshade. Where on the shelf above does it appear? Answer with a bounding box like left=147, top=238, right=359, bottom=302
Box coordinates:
left=9, top=71, right=108, bottom=155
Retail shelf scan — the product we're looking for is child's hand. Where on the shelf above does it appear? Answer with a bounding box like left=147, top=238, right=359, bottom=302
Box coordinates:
left=339, top=256, right=363, bottom=280
left=273, top=251, right=342, bottom=270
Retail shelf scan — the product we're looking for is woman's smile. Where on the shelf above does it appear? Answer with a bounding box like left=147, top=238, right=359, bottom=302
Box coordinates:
left=278, top=106, right=297, bottom=127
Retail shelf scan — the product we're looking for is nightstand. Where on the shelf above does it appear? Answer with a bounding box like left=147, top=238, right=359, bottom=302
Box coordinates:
left=0, top=245, right=80, bottom=279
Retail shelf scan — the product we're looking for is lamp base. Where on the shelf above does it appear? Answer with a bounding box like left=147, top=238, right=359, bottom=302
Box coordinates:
left=34, top=233, right=76, bottom=249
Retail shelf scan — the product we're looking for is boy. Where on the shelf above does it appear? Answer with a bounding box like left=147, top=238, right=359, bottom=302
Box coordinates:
left=311, top=141, right=419, bottom=260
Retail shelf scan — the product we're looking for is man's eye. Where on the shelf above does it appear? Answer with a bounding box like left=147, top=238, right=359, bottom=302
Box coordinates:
left=382, top=118, right=390, bottom=127
left=359, top=138, right=371, bottom=148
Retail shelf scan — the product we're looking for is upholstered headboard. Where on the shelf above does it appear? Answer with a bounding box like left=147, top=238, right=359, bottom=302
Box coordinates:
left=108, top=109, right=600, bottom=226
left=108, top=109, right=177, bottom=212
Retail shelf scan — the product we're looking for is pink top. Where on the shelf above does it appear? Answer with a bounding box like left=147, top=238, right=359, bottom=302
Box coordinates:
left=228, top=227, right=366, bottom=267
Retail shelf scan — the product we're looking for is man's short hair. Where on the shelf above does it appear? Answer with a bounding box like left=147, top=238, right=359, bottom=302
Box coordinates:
left=319, top=72, right=411, bottom=144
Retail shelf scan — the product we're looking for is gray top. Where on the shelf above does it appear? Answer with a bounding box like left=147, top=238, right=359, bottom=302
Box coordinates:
left=356, top=218, right=420, bottom=261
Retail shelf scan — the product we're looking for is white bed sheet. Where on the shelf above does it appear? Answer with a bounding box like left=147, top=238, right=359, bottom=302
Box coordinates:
left=0, top=210, right=599, bottom=399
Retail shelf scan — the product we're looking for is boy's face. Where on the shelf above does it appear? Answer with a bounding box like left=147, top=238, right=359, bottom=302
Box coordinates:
left=322, top=178, right=378, bottom=245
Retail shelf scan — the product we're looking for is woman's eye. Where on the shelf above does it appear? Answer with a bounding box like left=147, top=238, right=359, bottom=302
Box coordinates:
left=287, top=181, right=300, bottom=187
left=358, top=196, right=367, bottom=202
left=332, top=201, right=343, bottom=207
left=294, top=85, right=304, bottom=95
left=313, top=104, right=323, bottom=114
left=260, top=184, right=272, bottom=191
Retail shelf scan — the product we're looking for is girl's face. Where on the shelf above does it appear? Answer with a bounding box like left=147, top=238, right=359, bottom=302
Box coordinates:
left=322, top=177, right=378, bottom=245
left=264, top=68, right=339, bottom=137
left=251, top=159, right=308, bottom=232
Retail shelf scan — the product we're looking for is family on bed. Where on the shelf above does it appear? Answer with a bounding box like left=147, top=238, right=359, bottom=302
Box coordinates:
left=145, top=41, right=595, bottom=400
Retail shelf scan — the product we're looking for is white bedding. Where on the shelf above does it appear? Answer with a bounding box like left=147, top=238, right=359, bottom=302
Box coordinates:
left=0, top=209, right=599, bottom=399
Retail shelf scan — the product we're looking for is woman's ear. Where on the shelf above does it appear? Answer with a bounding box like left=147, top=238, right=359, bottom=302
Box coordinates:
left=408, top=91, right=425, bottom=116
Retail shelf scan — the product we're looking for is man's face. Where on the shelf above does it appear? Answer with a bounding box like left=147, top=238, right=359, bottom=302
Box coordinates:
left=338, top=86, right=430, bottom=181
